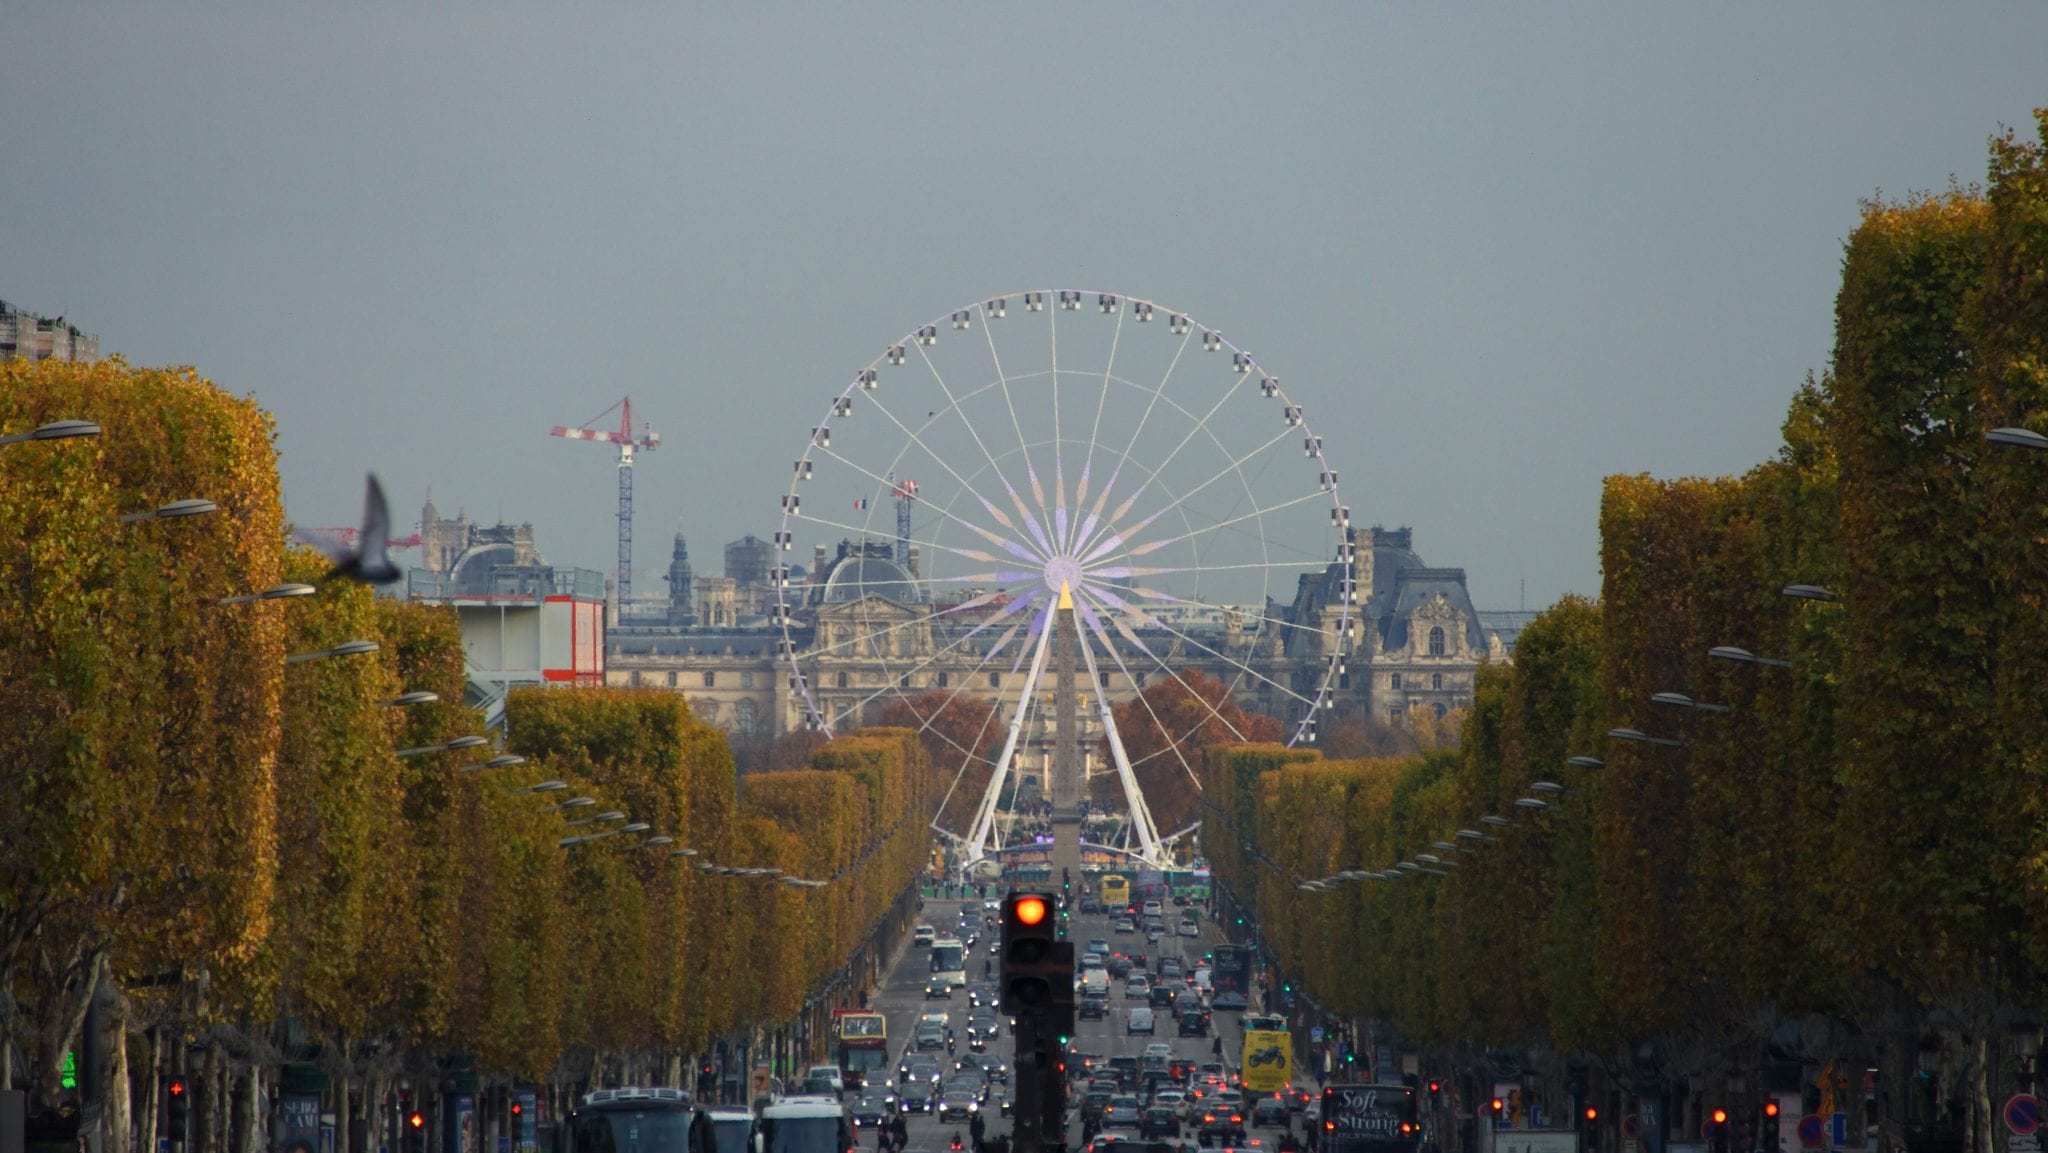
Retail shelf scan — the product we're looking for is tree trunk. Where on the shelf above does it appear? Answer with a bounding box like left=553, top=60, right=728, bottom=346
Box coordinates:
left=335, top=1076, right=350, bottom=1153
left=1972, top=1033, right=1993, bottom=1153
left=139, top=1030, right=160, bottom=1153
left=108, top=1015, right=132, bottom=1153
left=238, top=1064, right=261, bottom=1153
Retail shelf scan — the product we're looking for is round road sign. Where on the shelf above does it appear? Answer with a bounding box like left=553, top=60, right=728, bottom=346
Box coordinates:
left=1621, top=1114, right=1639, bottom=1139
left=1797, top=1115, right=1827, bottom=1148
left=2007, top=1094, right=2042, bottom=1136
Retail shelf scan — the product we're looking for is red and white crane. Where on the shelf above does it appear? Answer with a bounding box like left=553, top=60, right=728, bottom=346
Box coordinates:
left=551, top=396, right=660, bottom=606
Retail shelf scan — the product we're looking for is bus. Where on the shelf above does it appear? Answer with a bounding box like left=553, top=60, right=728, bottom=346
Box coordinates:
left=1319, top=1084, right=1421, bottom=1153
left=1099, top=874, right=1131, bottom=912
left=1209, top=944, right=1253, bottom=1002
left=831, top=1009, right=888, bottom=1090
left=1240, top=1014, right=1292, bottom=1094
left=567, top=1088, right=711, bottom=1153
left=929, top=936, right=966, bottom=987
left=757, top=1097, right=854, bottom=1153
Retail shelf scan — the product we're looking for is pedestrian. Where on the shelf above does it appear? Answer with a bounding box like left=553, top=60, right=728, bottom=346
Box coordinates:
left=970, top=1110, right=987, bottom=1152
left=891, top=1113, right=909, bottom=1152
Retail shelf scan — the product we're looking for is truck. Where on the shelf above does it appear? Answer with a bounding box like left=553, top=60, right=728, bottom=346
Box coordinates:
left=1239, top=1016, right=1292, bottom=1094
left=1208, top=944, right=1253, bottom=1006
left=1319, top=1083, right=1421, bottom=1153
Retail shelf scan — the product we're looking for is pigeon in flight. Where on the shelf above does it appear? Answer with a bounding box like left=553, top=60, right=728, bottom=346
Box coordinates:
left=324, top=473, right=402, bottom=585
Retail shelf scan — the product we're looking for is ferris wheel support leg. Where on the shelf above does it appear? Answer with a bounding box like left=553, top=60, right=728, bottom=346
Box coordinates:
left=1072, top=625, right=1163, bottom=863
left=963, top=611, right=1056, bottom=863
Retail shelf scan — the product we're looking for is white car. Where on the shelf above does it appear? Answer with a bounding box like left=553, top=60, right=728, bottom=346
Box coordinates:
left=1142, top=901, right=1163, bottom=918
left=914, top=925, right=936, bottom=947
left=1177, top=920, right=1200, bottom=938
left=1126, top=1006, right=1157, bottom=1035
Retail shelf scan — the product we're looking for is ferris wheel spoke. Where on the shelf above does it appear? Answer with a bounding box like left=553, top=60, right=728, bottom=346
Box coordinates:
left=790, top=505, right=1038, bottom=569
left=1075, top=418, right=1297, bottom=567
left=1095, top=488, right=1329, bottom=566
left=1114, top=580, right=1342, bottom=641
left=887, top=598, right=1047, bottom=772
left=1072, top=596, right=1204, bottom=793
left=1102, top=591, right=1327, bottom=714
left=1084, top=325, right=1195, bottom=549
left=818, top=591, right=1044, bottom=732
left=1068, top=305, right=1126, bottom=555
left=807, top=435, right=1041, bottom=565
left=978, top=310, right=1055, bottom=547
left=909, top=336, right=1045, bottom=557
left=1076, top=586, right=1249, bottom=743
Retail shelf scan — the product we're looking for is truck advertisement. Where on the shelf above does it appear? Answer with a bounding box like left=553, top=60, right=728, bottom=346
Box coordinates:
left=1240, top=1026, right=1292, bottom=1094
left=1320, top=1084, right=1421, bottom=1153
left=1209, top=944, right=1253, bottom=998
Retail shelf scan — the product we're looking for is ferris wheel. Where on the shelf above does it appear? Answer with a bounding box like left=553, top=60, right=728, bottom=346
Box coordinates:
left=773, top=290, right=1353, bottom=868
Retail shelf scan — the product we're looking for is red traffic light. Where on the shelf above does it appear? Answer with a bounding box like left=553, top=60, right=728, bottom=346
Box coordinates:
left=1711, top=1109, right=1728, bottom=1126
left=1491, top=1099, right=1505, bottom=1115
left=1764, top=1102, right=1780, bottom=1119
left=1428, top=1081, right=1441, bottom=1094
left=1586, top=1107, right=1599, bottom=1122
left=408, top=1113, right=426, bottom=1130
left=1015, top=896, right=1048, bottom=926
left=511, top=1103, right=522, bottom=1116
left=168, top=1080, right=186, bottom=1097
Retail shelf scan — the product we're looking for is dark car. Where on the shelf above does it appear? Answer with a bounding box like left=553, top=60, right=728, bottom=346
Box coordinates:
left=1197, top=1102, right=1247, bottom=1143
left=1177, top=1009, right=1209, bottom=1037
left=1080, top=993, right=1109, bottom=1020
left=897, top=1079, right=938, bottom=1114
left=1251, top=1097, right=1291, bottom=1129
left=1211, top=990, right=1249, bottom=1011
left=1149, top=984, right=1178, bottom=1009
left=1106, top=954, right=1134, bottom=979
left=937, top=1087, right=981, bottom=1123
left=1140, top=1106, right=1182, bottom=1139
left=850, top=1092, right=897, bottom=1128
left=956, top=1051, right=1009, bottom=1084
left=1081, top=1082, right=1118, bottom=1125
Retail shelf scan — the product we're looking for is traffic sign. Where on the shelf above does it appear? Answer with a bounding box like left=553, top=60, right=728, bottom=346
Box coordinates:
left=1622, top=1115, right=1640, bottom=1139
left=1796, top=1115, right=1826, bottom=1149
left=1830, top=1113, right=1847, bottom=1147
left=1311, top=1026, right=1325, bottom=1043
left=2006, top=1094, right=2043, bottom=1136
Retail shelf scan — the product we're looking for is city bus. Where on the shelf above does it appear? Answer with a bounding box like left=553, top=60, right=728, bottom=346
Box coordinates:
left=1319, top=1083, right=1421, bottom=1153
left=831, top=1009, right=888, bottom=1090
left=1099, top=874, right=1132, bottom=913
left=930, top=936, right=967, bottom=987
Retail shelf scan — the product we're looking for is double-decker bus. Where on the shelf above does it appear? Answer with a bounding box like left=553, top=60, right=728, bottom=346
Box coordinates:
left=929, top=936, right=966, bottom=987
left=1320, top=1083, right=1421, bottom=1153
left=1099, top=874, right=1132, bottom=912
left=1209, top=944, right=1253, bottom=1002
left=831, top=1009, right=888, bottom=1090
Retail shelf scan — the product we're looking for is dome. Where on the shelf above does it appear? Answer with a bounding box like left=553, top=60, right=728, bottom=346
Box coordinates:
left=451, top=543, right=521, bottom=594
left=819, top=554, right=923, bottom=604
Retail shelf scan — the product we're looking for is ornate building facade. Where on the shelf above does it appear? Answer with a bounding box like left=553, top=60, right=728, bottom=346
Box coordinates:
left=607, top=527, right=1507, bottom=752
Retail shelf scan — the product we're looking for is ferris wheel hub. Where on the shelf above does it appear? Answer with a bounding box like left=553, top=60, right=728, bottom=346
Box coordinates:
left=1043, top=555, right=1085, bottom=594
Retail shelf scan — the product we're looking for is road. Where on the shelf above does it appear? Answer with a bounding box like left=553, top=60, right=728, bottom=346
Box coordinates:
left=859, top=889, right=1302, bottom=1153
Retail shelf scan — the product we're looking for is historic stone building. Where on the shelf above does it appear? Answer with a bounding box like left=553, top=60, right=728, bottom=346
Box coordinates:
left=607, top=527, right=1508, bottom=756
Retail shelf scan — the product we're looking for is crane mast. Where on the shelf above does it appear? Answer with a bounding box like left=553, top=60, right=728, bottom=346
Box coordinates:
left=551, top=396, right=660, bottom=611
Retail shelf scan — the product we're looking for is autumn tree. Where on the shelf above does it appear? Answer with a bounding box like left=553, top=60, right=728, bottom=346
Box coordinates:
left=876, top=691, right=999, bottom=830
left=1100, top=669, right=1283, bottom=832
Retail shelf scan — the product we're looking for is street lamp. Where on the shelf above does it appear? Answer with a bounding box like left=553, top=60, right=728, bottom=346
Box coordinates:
left=1781, top=584, right=1841, bottom=602
left=556, top=796, right=598, bottom=811
left=1987, top=427, right=2048, bottom=450
left=1651, top=691, right=1731, bottom=713
left=669, top=847, right=699, bottom=858
left=1454, top=828, right=1492, bottom=842
left=219, top=582, right=317, bottom=606
left=1514, top=797, right=1550, bottom=811
left=1480, top=815, right=1515, bottom=829
left=1531, top=781, right=1569, bottom=796
left=381, top=690, right=440, bottom=708
left=513, top=779, right=569, bottom=794
left=1607, top=727, right=1683, bottom=748
left=459, top=754, right=527, bottom=773
left=119, top=498, right=218, bottom=524
left=563, top=809, right=627, bottom=828
left=1566, top=755, right=1605, bottom=769
left=287, top=638, right=379, bottom=664
left=1708, top=645, right=1792, bottom=669
left=642, top=835, right=675, bottom=848
left=0, top=418, right=101, bottom=447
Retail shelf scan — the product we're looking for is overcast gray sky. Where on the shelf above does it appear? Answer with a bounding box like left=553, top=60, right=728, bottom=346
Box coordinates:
left=5, top=4, right=2042, bottom=610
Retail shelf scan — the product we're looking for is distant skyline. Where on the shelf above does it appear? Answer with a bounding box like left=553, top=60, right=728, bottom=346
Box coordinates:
left=5, top=5, right=2043, bottom=609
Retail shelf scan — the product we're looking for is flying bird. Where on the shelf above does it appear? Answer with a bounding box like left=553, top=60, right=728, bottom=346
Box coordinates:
left=324, top=474, right=402, bottom=585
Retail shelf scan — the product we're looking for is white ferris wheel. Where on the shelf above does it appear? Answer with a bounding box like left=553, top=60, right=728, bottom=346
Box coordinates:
left=773, top=291, right=1353, bottom=871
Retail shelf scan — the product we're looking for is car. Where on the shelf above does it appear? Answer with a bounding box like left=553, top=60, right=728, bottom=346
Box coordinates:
left=1140, top=1106, right=1182, bottom=1139
left=1149, top=985, right=1178, bottom=1009
left=913, top=925, right=936, bottom=947
left=1177, top=919, right=1200, bottom=938
left=1087, top=938, right=1111, bottom=955
left=1143, top=900, right=1162, bottom=916
left=1126, top=976, right=1151, bottom=999
left=1080, top=951, right=1106, bottom=972
left=1159, top=957, right=1184, bottom=978
left=913, top=1023, right=947, bottom=1051
left=943, top=1074, right=987, bottom=1104
left=1079, top=993, right=1109, bottom=1020
left=1106, top=954, right=1134, bottom=979
left=924, top=977, right=952, bottom=1000
left=1147, top=926, right=1165, bottom=943
left=897, top=1079, right=938, bottom=1113
left=1177, top=1009, right=1209, bottom=1037
left=1126, top=1006, right=1157, bottom=1035
left=937, top=1087, right=981, bottom=1123
left=850, top=1091, right=897, bottom=1128
left=1153, top=1089, right=1190, bottom=1120
left=898, top=1054, right=942, bottom=1087
left=1081, top=1082, right=1118, bottom=1125
left=1197, top=1102, right=1248, bottom=1143
left=956, top=1052, right=1008, bottom=1084
left=1103, top=1095, right=1143, bottom=1129
left=1284, top=1085, right=1313, bottom=1113
left=1251, top=1097, right=1291, bottom=1129
left=804, top=1065, right=846, bottom=1096
left=1113, top=918, right=1136, bottom=934
left=1211, top=990, right=1249, bottom=1011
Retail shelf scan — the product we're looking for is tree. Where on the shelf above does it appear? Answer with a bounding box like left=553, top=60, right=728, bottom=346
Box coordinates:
left=1100, top=669, right=1283, bottom=833
left=876, top=691, right=999, bottom=830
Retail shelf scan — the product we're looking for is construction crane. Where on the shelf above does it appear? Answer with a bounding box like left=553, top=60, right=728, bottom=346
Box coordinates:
left=551, top=396, right=659, bottom=606
left=890, top=476, right=918, bottom=568
left=292, top=526, right=422, bottom=553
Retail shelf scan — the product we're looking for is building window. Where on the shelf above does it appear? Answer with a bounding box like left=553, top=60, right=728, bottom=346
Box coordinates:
left=631, top=671, right=642, bottom=687
left=937, top=671, right=949, bottom=689
left=1389, top=672, right=1402, bottom=691
left=837, top=671, right=850, bottom=689
left=1388, top=707, right=1404, bottom=720
left=1339, top=672, right=1350, bottom=690
left=988, top=672, right=1001, bottom=688
left=1432, top=672, right=1443, bottom=691
left=741, top=670, right=755, bottom=689
left=703, top=671, right=716, bottom=688
left=1100, top=671, right=1111, bottom=688
left=667, top=671, right=677, bottom=688
left=735, top=699, right=759, bottom=735
left=1428, top=626, right=1446, bottom=657
left=1433, top=703, right=1447, bottom=720
left=899, top=674, right=910, bottom=690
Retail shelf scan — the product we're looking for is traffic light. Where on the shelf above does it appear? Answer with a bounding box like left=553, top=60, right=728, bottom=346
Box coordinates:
left=165, top=1077, right=189, bottom=1142
left=1000, top=892, right=1060, bottom=1014
left=405, top=1109, right=427, bottom=1153
left=1490, top=1098, right=1505, bottom=1122
left=1764, top=1101, right=1781, bottom=1119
